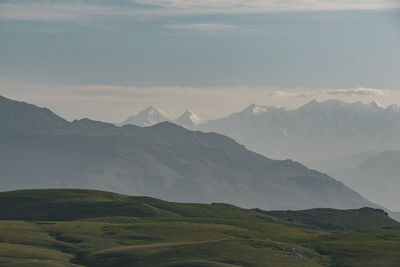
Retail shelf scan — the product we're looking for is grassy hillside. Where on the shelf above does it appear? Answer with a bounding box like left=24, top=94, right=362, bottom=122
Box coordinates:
left=0, top=189, right=400, bottom=267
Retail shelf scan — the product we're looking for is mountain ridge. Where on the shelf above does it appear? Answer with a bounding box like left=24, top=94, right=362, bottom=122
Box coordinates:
left=119, top=105, right=171, bottom=127
left=198, top=99, right=400, bottom=161
left=175, top=109, right=202, bottom=128
left=120, top=106, right=202, bottom=128
left=0, top=95, right=386, bottom=212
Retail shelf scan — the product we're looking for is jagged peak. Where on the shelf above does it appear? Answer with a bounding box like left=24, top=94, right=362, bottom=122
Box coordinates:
left=176, top=109, right=202, bottom=127
left=236, top=99, right=399, bottom=118
left=242, top=103, right=275, bottom=114
left=387, top=104, right=399, bottom=112
left=369, top=100, right=385, bottom=110
left=120, top=105, right=170, bottom=127
left=140, top=105, right=168, bottom=117
left=297, top=99, right=393, bottom=114
left=181, top=109, right=194, bottom=115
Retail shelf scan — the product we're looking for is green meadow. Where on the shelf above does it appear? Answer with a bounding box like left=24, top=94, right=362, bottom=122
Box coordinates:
left=0, top=189, right=399, bottom=267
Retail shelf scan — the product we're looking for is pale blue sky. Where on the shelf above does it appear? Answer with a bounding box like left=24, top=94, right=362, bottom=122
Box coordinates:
left=0, top=0, right=399, bottom=121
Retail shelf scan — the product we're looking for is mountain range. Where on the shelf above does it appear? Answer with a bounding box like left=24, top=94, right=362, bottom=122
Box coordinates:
left=120, top=100, right=400, bottom=162
left=0, top=95, right=381, bottom=212
left=120, top=105, right=202, bottom=128
left=198, top=99, right=400, bottom=162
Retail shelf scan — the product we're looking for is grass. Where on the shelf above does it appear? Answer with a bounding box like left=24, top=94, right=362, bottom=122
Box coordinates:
left=0, top=189, right=399, bottom=266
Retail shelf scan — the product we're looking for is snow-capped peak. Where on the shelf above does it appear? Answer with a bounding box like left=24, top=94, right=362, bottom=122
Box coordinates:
left=175, top=109, right=202, bottom=128
left=298, top=99, right=389, bottom=115
left=120, top=105, right=170, bottom=127
left=369, top=100, right=385, bottom=110
left=143, top=105, right=169, bottom=119
left=242, top=103, right=273, bottom=115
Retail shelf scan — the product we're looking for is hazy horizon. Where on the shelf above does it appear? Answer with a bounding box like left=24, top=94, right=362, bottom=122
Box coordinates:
left=1, top=90, right=400, bottom=123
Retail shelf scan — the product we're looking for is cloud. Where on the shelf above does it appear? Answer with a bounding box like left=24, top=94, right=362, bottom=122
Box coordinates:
left=265, top=87, right=388, bottom=98
left=264, top=90, right=297, bottom=97
left=0, top=3, right=104, bottom=22
left=1, top=0, right=399, bottom=22
left=134, top=0, right=399, bottom=12
left=324, top=87, right=387, bottom=96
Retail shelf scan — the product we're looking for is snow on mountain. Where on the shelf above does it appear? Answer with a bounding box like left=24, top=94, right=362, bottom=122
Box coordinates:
left=175, top=109, right=202, bottom=128
left=198, top=99, right=400, bottom=162
left=240, top=103, right=286, bottom=115
left=120, top=105, right=170, bottom=127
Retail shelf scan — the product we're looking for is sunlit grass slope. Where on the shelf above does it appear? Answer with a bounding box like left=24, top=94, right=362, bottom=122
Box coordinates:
left=0, top=189, right=399, bottom=267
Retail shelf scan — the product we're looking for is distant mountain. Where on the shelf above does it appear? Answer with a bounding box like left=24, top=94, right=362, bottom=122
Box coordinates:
left=198, top=99, right=400, bottom=162
left=175, top=109, right=202, bottom=128
left=0, top=95, right=383, bottom=211
left=329, top=150, right=400, bottom=212
left=120, top=105, right=170, bottom=127
left=120, top=106, right=202, bottom=129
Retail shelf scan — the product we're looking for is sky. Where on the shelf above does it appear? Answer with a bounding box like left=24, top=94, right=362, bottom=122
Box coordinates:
left=0, top=0, right=399, bottom=122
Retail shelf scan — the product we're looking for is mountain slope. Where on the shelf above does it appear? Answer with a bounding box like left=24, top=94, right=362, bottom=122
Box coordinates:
left=0, top=127, right=377, bottom=210
left=0, top=95, right=381, bottom=211
left=0, top=95, right=72, bottom=135
left=198, top=99, right=400, bottom=162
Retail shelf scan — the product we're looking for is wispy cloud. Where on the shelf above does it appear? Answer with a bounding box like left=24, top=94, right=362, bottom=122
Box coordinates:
left=265, top=87, right=388, bottom=98
left=134, top=0, right=399, bottom=12
left=1, top=0, right=399, bottom=22
left=323, top=87, right=387, bottom=96
left=264, top=91, right=297, bottom=97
